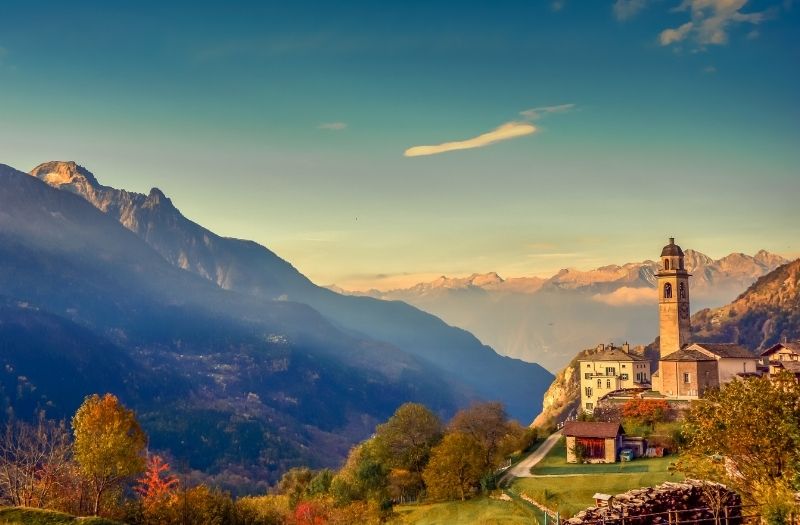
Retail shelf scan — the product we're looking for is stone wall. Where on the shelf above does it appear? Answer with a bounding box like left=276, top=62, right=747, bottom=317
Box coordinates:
left=565, top=479, right=741, bottom=524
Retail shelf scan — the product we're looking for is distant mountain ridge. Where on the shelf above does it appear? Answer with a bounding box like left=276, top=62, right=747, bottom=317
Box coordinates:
left=28, top=161, right=553, bottom=424
left=336, top=249, right=787, bottom=371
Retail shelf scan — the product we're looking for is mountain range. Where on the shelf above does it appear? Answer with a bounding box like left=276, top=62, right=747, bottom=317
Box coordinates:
left=340, top=249, right=788, bottom=371
left=0, top=161, right=553, bottom=491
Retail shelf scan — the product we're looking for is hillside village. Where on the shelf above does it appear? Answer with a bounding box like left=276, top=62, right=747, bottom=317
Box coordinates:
left=567, top=238, right=796, bottom=463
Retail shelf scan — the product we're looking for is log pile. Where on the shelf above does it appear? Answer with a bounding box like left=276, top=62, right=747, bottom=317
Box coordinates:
left=564, top=479, right=741, bottom=524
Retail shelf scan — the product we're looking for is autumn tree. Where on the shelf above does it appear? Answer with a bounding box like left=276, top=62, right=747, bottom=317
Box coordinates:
left=329, top=442, right=387, bottom=506
left=372, top=403, right=442, bottom=475
left=422, top=432, right=484, bottom=501
left=679, top=373, right=800, bottom=511
left=449, top=402, right=526, bottom=474
left=0, top=416, right=72, bottom=509
left=621, top=398, right=670, bottom=429
left=72, top=393, right=147, bottom=515
left=135, top=454, right=179, bottom=515
left=370, top=403, right=441, bottom=500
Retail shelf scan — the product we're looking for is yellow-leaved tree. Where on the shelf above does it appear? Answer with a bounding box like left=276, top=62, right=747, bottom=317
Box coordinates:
left=72, top=393, right=147, bottom=516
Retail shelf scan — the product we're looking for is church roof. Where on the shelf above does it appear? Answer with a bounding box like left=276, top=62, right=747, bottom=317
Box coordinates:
left=660, top=237, right=684, bottom=257
left=689, top=342, right=755, bottom=359
left=761, top=342, right=800, bottom=357
left=579, top=348, right=649, bottom=362
left=661, top=349, right=716, bottom=362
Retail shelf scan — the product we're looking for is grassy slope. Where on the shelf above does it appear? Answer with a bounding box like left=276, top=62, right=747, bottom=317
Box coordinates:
left=392, top=497, right=541, bottom=525
left=0, top=508, right=121, bottom=525
left=513, top=437, right=683, bottom=517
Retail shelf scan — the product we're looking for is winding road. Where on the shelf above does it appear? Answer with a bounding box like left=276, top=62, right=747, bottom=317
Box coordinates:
left=498, top=429, right=562, bottom=488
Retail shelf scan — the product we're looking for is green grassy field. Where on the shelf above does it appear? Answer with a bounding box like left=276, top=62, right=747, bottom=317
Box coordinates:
left=515, top=437, right=683, bottom=517
left=391, top=495, right=542, bottom=525
left=0, top=508, right=122, bottom=525
left=530, top=437, right=677, bottom=475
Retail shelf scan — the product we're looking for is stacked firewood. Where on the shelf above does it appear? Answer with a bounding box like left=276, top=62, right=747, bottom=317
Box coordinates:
left=564, top=480, right=741, bottom=524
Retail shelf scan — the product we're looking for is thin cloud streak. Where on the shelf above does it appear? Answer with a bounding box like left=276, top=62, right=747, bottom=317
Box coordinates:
left=404, top=122, right=536, bottom=157
left=318, top=122, right=347, bottom=131
left=520, top=103, right=575, bottom=120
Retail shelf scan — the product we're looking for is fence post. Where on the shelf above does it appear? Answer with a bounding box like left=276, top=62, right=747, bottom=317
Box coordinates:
left=723, top=505, right=729, bottom=525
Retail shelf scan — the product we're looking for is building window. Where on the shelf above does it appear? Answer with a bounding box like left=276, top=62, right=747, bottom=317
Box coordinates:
left=679, top=282, right=686, bottom=299
left=585, top=373, right=592, bottom=379
left=606, top=379, right=611, bottom=388
left=597, top=379, right=602, bottom=388
left=620, top=373, right=629, bottom=380
left=605, top=367, right=616, bottom=376
left=621, top=364, right=626, bottom=368
left=683, top=372, right=691, bottom=383
left=586, top=363, right=591, bottom=368
left=585, top=387, right=593, bottom=397
left=664, top=283, right=673, bottom=299
left=585, top=403, right=593, bottom=410
left=664, top=259, right=671, bottom=270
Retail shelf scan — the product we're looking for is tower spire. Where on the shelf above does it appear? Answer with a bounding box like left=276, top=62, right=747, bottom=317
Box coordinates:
left=657, top=237, right=691, bottom=358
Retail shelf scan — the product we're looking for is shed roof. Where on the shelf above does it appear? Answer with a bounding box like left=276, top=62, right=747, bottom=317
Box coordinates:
left=689, top=343, right=755, bottom=359
left=563, top=420, right=624, bottom=439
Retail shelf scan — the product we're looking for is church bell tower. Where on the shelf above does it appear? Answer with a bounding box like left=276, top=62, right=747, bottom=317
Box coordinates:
left=657, top=237, right=691, bottom=358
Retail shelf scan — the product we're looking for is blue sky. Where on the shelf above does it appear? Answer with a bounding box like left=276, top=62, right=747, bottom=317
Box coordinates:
left=1, top=0, right=798, bottom=289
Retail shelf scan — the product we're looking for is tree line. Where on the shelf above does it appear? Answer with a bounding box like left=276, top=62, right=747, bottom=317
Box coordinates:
left=0, top=394, right=537, bottom=524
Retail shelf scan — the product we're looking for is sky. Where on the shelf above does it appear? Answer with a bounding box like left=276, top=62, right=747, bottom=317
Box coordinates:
left=1, top=0, right=798, bottom=290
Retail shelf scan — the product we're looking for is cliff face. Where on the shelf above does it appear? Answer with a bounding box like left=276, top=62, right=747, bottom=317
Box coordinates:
left=531, top=353, right=580, bottom=427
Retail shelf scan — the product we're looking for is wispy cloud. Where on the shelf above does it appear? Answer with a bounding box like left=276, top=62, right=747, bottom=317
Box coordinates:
left=659, top=0, right=773, bottom=47
left=613, top=0, right=649, bottom=20
left=404, top=122, right=536, bottom=158
left=551, top=0, right=567, bottom=11
left=318, top=122, right=347, bottom=131
left=519, top=103, right=575, bottom=120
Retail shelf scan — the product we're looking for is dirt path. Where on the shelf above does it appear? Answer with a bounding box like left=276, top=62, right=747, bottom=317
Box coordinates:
left=502, top=430, right=562, bottom=482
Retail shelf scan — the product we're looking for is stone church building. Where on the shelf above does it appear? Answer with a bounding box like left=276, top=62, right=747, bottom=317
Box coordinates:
left=651, top=238, right=759, bottom=399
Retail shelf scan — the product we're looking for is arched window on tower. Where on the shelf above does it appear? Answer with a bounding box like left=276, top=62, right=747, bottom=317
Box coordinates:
left=664, top=283, right=673, bottom=299
left=664, top=259, right=671, bottom=271
left=679, top=282, right=686, bottom=299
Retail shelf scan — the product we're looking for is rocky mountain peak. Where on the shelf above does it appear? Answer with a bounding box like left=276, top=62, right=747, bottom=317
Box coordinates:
left=29, top=161, right=101, bottom=189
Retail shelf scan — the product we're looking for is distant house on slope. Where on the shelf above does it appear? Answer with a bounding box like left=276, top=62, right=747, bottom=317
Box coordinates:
left=564, top=420, right=624, bottom=464
left=761, top=342, right=800, bottom=380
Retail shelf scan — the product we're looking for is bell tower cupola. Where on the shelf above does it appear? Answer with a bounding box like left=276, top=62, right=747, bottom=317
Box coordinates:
left=657, top=237, right=691, bottom=358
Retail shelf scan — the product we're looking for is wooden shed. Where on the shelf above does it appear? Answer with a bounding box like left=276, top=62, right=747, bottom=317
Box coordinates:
left=563, top=420, right=625, bottom=464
